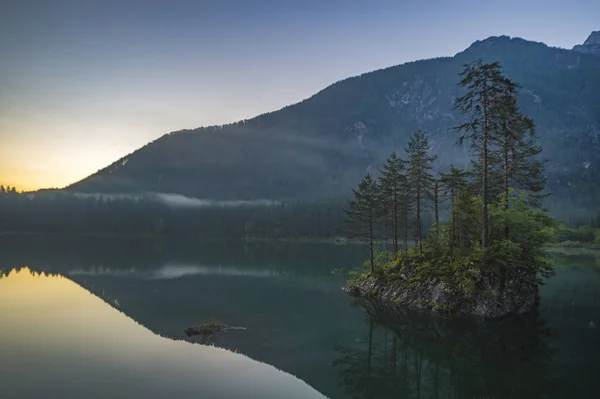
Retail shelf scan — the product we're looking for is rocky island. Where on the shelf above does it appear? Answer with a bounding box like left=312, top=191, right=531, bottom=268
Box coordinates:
left=345, top=260, right=542, bottom=318
left=342, top=60, right=555, bottom=318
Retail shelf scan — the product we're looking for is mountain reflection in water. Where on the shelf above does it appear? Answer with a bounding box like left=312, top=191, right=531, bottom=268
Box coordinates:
left=0, top=268, right=325, bottom=399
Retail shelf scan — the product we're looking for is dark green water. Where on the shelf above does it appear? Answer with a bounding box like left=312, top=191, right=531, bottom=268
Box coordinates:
left=0, top=237, right=599, bottom=398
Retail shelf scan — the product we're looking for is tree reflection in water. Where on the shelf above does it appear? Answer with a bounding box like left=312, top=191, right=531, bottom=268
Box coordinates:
left=334, top=300, right=556, bottom=399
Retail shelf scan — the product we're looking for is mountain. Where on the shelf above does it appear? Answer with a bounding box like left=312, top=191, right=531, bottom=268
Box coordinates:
left=68, top=33, right=600, bottom=210
left=573, top=31, right=600, bottom=56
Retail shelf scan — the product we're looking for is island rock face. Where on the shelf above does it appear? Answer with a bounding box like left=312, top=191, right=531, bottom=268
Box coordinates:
left=345, top=269, right=539, bottom=318
left=573, top=31, right=600, bottom=56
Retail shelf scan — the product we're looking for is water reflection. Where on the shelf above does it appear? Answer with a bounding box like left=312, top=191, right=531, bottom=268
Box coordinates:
left=0, top=268, right=325, bottom=399
left=0, top=236, right=368, bottom=399
left=0, top=235, right=367, bottom=278
left=68, top=263, right=281, bottom=279
left=335, top=302, right=556, bottom=399
left=2, top=238, right=600, bottom=398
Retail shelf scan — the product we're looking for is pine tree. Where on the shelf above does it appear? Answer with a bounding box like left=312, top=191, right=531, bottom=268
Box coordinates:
left=406, top=130, right=436, bottom=253
left=455, top=60, right=518, bottom=250
left=486, top=92, right=547, bottom=210
left=377, top=152, right=408, bottom=256
left=344, top=172, right=379, bottom=272
left=502, top=119, right=546, bottom=208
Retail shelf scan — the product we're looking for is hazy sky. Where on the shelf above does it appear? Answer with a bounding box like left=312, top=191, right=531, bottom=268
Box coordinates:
left=1, top=0, right=598, bottom=190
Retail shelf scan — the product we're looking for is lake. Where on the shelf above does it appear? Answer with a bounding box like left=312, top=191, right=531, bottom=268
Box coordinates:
left=0, top=236, right=599, bottom=398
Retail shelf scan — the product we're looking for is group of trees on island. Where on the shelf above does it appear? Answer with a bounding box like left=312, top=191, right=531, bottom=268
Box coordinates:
left=344, top=130, right=439, bottom=271
left=344, top=60, right=554, bottom=287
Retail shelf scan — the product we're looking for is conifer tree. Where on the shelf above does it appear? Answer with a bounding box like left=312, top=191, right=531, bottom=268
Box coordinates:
left=406, top=130, right=436, bottom=253
left=467, top=83, right=547, bottom=214
left=467, top=90, right=546, bottom=210
left=494, top=108, right=546, bottom=209
left=377, top=152, right=408, bottom=256
left=344, top=172, right=379, bottom=272
left=455, top=60, right=518, bottom=250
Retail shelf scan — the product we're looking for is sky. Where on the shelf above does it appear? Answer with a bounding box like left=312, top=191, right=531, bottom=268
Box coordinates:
left=1, top=0, right=598, bottom=191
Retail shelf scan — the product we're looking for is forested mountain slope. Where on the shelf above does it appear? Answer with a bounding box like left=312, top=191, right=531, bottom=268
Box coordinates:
left=68, top=33, right=600, bottom=210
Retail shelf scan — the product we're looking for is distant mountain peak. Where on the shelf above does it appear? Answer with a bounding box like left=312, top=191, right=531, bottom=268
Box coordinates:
left=573, top=31, right=600, bottom=56
left=459, top=35, right=546, bottom=57
left=468, top=35, right=513, bottom=47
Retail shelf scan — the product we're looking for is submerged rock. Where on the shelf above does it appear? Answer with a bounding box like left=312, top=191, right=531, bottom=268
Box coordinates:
left=345, top=269, right=540, bottom=318
left=184, top=322, right=247, bottom=342
left=185, top=322, right=223, bottom=338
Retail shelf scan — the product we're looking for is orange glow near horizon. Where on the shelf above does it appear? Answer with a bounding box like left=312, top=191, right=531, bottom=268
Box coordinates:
left=0, top=125, right=159, bottom=191
left=0, top=166, right=73, bottom=192
left=0, top=150, right=126, bottom=192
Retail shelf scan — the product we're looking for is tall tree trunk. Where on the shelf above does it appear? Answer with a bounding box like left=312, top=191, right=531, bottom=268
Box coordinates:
left=434, top=181, right=439, bottom=226
left=503, top=138, right=510, bottom=238
left=369, top=208, right=374, bottom=273
left=500, top=132, right=510, bottom=291
left=504, top=143, right=510, bottom=209
left=404, top=205, right=409, bottom=252
left=459, top=211, right=464, bottom=250
left=393, top=185, right=398, bottom=256
left=417, top=183, right=422, bottom=253
left=482, top=77, right=490, bottom=251
left=450, top=182, right=455, bottom=253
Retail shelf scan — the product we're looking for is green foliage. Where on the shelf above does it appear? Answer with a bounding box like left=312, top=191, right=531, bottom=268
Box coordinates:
left=344, top=173, right=379, bottom=272
left=406, top=129, right=437, bottom=252
left=554, top=224, right=599, bottom=244
left=377, top=151, right=410, bottom=254
left=487, top=195, right=556, bottom=278
left=359, top=194, right=556, bottom=298
left=372, top=249, right=394, bottom=270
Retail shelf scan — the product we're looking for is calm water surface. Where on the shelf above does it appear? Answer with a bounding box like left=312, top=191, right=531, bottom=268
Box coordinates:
left=0, top=237, right=599, bottom=398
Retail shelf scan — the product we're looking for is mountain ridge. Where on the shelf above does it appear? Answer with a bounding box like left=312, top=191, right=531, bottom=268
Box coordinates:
left=573, top=31, right=600, bottom=56
left=67, top=32, right=600, bottom=211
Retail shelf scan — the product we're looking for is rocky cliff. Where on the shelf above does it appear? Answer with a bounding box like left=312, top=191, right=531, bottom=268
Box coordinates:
left=573, top=31, right=600, bottom=56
